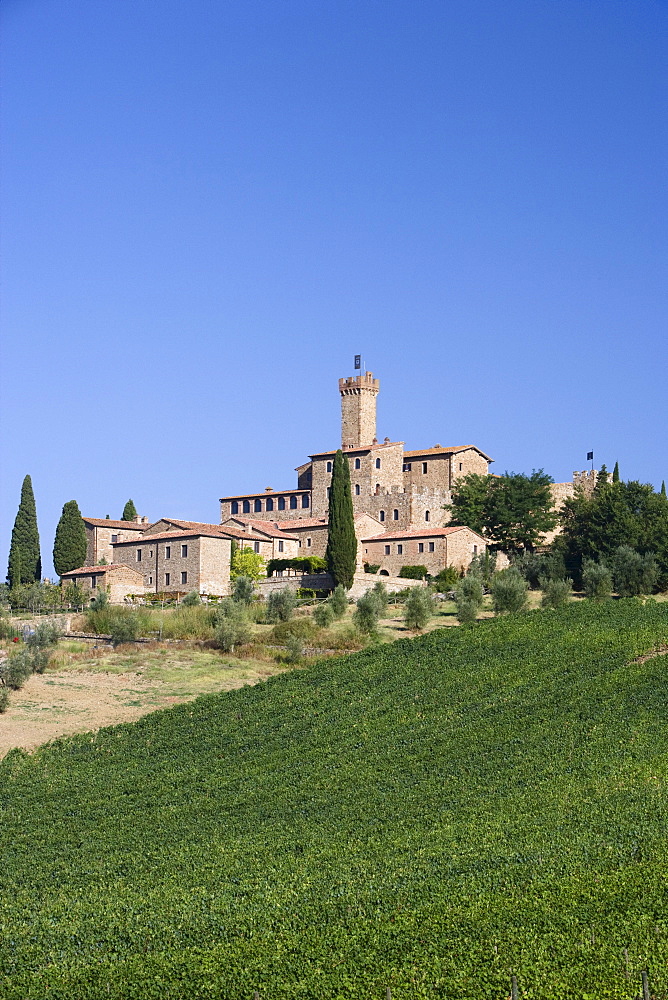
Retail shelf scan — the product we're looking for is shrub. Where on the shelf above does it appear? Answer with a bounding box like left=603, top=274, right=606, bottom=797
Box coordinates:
left=160, top=605, right=217, bottom=640
left=491, top=568, right=528, bottom=615
left=0, top=689, right=9, bottom=713
left=284, top=635, right=304, bottom=664
left=89, top=590, right=110, bottom=611
left=270, top=618, right=319, bottom=645
left=404, top=587, right=434, bottom=631
left=328, top=585, right=348, bottom=619
left=399, top=565, right=428, bottom=580
left=109, top=615, right=140, bottom=647
left=370, top=580, right=389, bottom=617
left=25, top=620, right=61, bottom=650
left=313, top=603, right=335, bottom=628
left=3, top=648, right=34, bottom=689
left=215, top=616, right=251, bottom=653
left=353, top=592, right=381, bottom=635
left=232, top=576, right=255, bottom=604
left=514, top=550, right=566, bottom=589
left=433, top=566, right=460, bottom=590
left=582, top=560, right=613, bottom=601
left=456, top=598, right=480, bottom=625
left=30, top=648, right=51, bottom=674
left=266, top=588, right=296, bottom=624
left=363, top=563, right=380, bottom=574
left=612, top=545, right=659, bottom=597
left=181, top=591, right=201, bottom=607
left=454, top=575, right=484, bottom=624
left=540, top=577, right=573, bottom=610
left=467, top=551, right=497, bottom=588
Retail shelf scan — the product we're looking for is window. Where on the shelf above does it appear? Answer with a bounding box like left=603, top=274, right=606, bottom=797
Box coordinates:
left=149, top=550, right=153, bottom=558
left=384, top=545, right=391, bottom=555
left=111, top=534, right=118, bottom=544
left=306, top=537, right=312, bottom=547
left=290, top=495, right=298, bottom=509
left=90, top=576, right=96, bottom=588
left=242, top=500, right=250, bottom=513
left=355, top=484, right=361, bottom=495
left=397, top=544, right=403, bottom=555
left=149, top=576, right=153, bottom=585
left=355, top=458, right=361, bottom=469
left=278, top=540, right=284, bottom=553
left=165, top=572, right=170, bottom=585
left=422, top=462, right=428, bottom=474
left=266, top=497, right=274, bottom=511
left=253, top=541, right=260, bottom=553
left=393, top=509, right=399, bottom=520
left=231, top=501, right=239, bottom=514
left=165, top=545, right=171, bottom=559
left=278, top=496, right=286, bottom=510
left=473, top=544, right=478, bottom=555
left=254, top=499, right=262, bottom=512
left=379, top=510, right=385, bottom=522
left=181, top=572, right=188, bottom=585
left=375, top=458, right=381, bottom=469
left=459, top=462, right=463, bottom=471
left=302, top=494, right=309, bottom=508
left=418, top=542, right=424, bottom=553
left=403, top=463, right=412, bottom=472
left=326, top=461, right=332, bottom=473
left=425, top=511, right=430, bottom=522
left=327, top=487, right=331, bottom=499
left=181, top=544, right=188, bottom=557
left=136, top=549, right=142, bottom=562
left=429, top=542, right=435, bottom=552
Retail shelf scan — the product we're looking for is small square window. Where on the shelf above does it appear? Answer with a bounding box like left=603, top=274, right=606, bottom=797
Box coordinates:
left=473, top=544, right=478, bottom=555
left=111, top=534, right=118, bottom=544
left=181, top=544, right=188, bottom=557
left=418, top=542, right=424, bottom=553
left=254, top=541, right=260, bottom=553
left=429, top=542, right=435, bottom=552
left=136, top=549, right=142, bottom=562
left=165, top=546, right=171, bottom=559
left=90, top=576, right=96, bottom=588
left=306, top=537, right=311, bottom=547
left=165, top=572, right=170, bottom=585
left=278, top=540, right=284, bottom=553
left=384, top=545, right=391, bottom=555
left=181, top=571, right=187, bottom=585
left=403, top=463, right=412, bottom=472
left=397, top=544, right=403, bottom=555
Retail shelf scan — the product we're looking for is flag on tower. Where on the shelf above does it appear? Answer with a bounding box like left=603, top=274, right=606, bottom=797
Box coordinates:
left=354, top=355, right=361, bottom=370
left=587, top=451, right=594, bottom=461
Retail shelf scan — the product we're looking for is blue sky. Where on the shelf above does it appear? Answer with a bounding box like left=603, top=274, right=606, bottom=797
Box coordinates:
left=2, top=0, right=666, bottom=579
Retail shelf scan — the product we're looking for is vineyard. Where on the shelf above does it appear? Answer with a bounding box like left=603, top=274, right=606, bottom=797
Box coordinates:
left=2, top=599, right=668, bottom=998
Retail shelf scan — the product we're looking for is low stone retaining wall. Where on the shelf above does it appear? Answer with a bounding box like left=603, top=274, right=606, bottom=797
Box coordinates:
left=256, top=572, right=425, bottom=600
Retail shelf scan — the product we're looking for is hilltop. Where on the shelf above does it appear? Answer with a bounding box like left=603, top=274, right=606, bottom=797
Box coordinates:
left=2, top=600, right=668, bottom=998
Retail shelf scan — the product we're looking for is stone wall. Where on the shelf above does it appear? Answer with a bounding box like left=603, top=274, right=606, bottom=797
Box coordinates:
left=339, top=371, right=379, bottom=448
left=112, top=535, right=231, bottom=596
left=85, top=522, right=147, bottom=566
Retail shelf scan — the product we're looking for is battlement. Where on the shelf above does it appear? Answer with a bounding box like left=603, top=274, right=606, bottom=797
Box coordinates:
left=339, top=371, right=380, bottom=449
left=338, top=372, right=380, bottom=395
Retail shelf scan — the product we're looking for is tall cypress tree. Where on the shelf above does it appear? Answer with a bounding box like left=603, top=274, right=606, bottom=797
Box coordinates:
left=53, top=500, right=87, bottom=576
left=7, top=475, right=41, bottom=586
left=661, top=481, right=666, bottom=497
left=325, top=449, right=357, bottom=590
left=612, top=461, right=620, bottom=482
left=122, top=499, right=138, bottom=521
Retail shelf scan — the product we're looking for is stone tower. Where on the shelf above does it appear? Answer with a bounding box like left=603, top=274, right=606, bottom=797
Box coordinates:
left=339, top=371, right=380, bottom=449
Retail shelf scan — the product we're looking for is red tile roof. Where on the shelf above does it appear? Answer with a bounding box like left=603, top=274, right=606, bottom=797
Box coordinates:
left=219, top=489, right=309, bottom=501
left=309, top=441, right=403, bottom=458
left=361, top=526, right=486, bottom=542
left=59, top=564, right=134, bottom=576
left=403, top=445, right=493, bottom=461
left=112, top=530, right=229, bottom=544
left=83, top=518, right=150, bottom=530
left=276, top=518, right=327, bottom=530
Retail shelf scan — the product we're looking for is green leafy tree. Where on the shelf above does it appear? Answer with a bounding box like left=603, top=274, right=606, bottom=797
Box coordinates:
left=231, top=546, right=265, bottom=581
left=232, top=576, right=255, bottom=604
left=661, top=481, right=666, bottom=497
left=491, top=568, right=528, bottom=614
left=404, top=587, right=433, bottom=631
left=313, top=602, right=334, bottom=627
left=121, top=499, right=138, bottom=521
left=325, top=449, right=357, bottom=590
left=7, top=475, right=41, bottom=587
left=612, top=461, right=620, bottom=483
left=612, top=545, right=658, bottom=597
left=328, top=584, right=348, bottom=619
left=582, top=560, right=612, bottom=600
left=353, top=592, right=380, bottom=635
left=370, top=580, right=389, bottom=617
left=266, top=588, right=296, bottom=623
left=540, top=577, right=572, bottom=609
left=449, top=470, right=556, bottom=555
left=468, top=550, right=497, bottom=587
left=454, top=574, right=484, bottom=623
left=53, top=501, right=87, bottom=577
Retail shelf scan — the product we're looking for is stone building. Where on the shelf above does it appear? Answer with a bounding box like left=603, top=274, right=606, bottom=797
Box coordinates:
left=111, top=528, right=231, bottom=597
left=83, top=516, right=151, bottom=567
left=60, top=563, right=145, bottom=603
left=361, top=526, right=487, bottom=578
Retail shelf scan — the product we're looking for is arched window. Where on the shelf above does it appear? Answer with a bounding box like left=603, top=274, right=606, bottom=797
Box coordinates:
left=290, top=495, right=298, bottom=509
left=231, top=501, right=239, bottom=515
left=425, top=510, right=430, bottom=522
left=254, top=499, right=262, bottom=512
left=393, top=509, right=399, bottom=520
left=266, top=497, right=274, bottom=511
left=301, top=494, right=310, bottom=508
left=379, top=510, right=385, bottom=522
left=278, top=497, right=286, bottom=510
left=375, top=458, right=381, bottom=469
left=242, top=500, right=250, bottom=514
left=355, top=484, right=361, bottom=495
left=326, top=461, right=332, bottom=473
left=354, top=458, right=361, bottom=469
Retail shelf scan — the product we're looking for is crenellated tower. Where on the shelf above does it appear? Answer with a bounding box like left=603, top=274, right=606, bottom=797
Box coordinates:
left=339, top=371, right=380, bottom=449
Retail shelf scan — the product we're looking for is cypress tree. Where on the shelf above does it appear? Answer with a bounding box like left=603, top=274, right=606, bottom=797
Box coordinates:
left=53, top=501, right=87, bottom=576
left=325, top=449, right=357, bottom=590
left=661, top=481, right=666, bottom=497
left=612, top=461, right=620, bottom=482
left=122, top=499, right=138, bottom=521
left=7, top=475, right=41, bottom=586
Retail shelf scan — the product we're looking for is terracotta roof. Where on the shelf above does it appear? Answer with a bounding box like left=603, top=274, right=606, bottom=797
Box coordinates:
left=361, top=526, right=486, bottom=542
left=112, top=530, right=229, bottom=544
left=219, top=489, right=309, bottom=501
left=403, top=445, right=494, bottom=461
left=60, top=564, right=135, bottom=576
left=276, top=518, right=327, bottom=530
left=224, top=518, right=299, bottom=540
left=309, top=441, right=403, bottom=458
left=83, top=518, right=150, bottom=530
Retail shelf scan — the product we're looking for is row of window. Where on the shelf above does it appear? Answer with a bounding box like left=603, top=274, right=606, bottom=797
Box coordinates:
left=326, top=458, right=383, bottom=473
left=148, top=572, right=188, bottom=586
left=230, top=495, right=309, bottom=514
left=376, top=510, right=430, bottom=523
left=382, top=541, right=436, bottom=555
left=136, top=544, right=188, bottom=562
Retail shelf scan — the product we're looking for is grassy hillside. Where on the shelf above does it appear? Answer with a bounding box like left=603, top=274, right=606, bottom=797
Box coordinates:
left=2, top=599, right=668, bottom=998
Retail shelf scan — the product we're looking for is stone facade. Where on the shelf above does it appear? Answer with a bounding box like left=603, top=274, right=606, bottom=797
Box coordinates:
left=219, top=489, right=311, bottom=523
left=60, top=564, right=145, bottom=603
left=111, top=530, right=231, bottom=596
left=83, top=517, right=151, bottom=566
left=361, top=526, right=487, bottom=577
left=220, top=517, right=300, bottom=561
left=339, top=371, right=380, bottom=448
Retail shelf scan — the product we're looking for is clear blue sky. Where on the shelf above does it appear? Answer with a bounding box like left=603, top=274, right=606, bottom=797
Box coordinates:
left=2, top=0, right=666, bottom=579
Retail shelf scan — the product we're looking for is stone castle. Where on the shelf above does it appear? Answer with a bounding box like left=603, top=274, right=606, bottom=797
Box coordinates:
left=64, top=368, right=591, bottom=600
